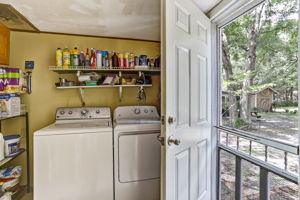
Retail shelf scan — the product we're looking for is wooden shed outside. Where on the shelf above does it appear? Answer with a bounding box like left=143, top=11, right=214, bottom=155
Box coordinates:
left=250, top=88, right=279, bottom=111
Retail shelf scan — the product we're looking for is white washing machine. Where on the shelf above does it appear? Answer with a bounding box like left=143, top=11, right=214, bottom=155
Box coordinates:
left=114, top=106, right=161, bottom=200
left=34, top=107, right=113, bottom=200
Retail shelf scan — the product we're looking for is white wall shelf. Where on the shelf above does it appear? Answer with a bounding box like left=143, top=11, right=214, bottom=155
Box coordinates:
left=0, top=148, right=25, bottom=167
left=49, top=66, right=160, bottom=75
left=56, top=84, right=152, bottom=89
left=50, top=66, right=156, bottom=105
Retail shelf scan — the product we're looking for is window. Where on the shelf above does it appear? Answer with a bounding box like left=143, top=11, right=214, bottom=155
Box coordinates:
left=218, top=0, right=299, bottom=199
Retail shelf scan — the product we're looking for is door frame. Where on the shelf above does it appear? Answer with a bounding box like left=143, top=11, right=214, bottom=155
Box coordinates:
left=211, top=0, right=266, bottom=198
left=210, top=0, right=300, bottom=199
left=160, top=0, right=271, bottom=200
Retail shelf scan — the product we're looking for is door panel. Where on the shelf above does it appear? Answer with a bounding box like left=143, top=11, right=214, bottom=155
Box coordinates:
left=175, top=3, right=191, bottom=34
left=199, top=55, right=208, bottom=122
left=197, top=22, right=207, bottom=44
left=162, top=0, right=212, bottom=199
left=175, top=149, right=190, bottom=200
left=176, top=45, right=190, bottom=128
left=192, top=55, right=208, bottom=124
left=197, top=139, right=208, bottom=199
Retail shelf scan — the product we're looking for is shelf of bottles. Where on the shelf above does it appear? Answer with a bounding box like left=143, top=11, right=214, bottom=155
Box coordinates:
left=52, top=47, right=160, bottom=104
left=53, top=47, right=161, bottom=75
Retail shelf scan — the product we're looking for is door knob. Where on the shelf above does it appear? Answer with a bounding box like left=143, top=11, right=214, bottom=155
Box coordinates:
left=168, top=116, right=176, bottom=124
left=168, top=136, right=181, bottom=146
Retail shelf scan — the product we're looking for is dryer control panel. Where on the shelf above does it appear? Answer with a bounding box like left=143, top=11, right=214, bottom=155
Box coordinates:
left=56, top=107, right=111, bottom=120
left=114, top=106, right=160, bottom=123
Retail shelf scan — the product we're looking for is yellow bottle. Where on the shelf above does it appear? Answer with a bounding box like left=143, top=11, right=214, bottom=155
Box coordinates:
left=56, top=48, right=63, bottom=67
left=63, top=48, right=70, bottom=68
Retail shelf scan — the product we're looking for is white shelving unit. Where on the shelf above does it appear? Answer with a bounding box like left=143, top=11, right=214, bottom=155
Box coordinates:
left=49, top=66, right=159, bottom=105
left=56, top=84, right=152, bottom=89
left=0, top=148, right=25, bottom=167
left=49, top=66, right=160, bottom=74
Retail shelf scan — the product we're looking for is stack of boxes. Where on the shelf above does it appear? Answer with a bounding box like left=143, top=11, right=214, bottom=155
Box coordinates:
left=0, top=67, right=24, bottom=117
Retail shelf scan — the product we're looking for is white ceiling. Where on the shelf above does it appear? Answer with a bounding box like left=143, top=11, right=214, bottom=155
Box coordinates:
left=193, top=0, right=222, bottom=13
left=0, top=0, right=222, bottom=41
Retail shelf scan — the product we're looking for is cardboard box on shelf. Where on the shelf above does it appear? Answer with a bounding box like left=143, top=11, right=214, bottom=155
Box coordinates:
left=0, top=94, right=21, bottom=117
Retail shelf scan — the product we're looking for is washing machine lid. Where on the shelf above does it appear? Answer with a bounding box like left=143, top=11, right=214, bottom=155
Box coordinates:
left=114, top=106, right=160, bottom=124
left=34, top=119, right=112, bottom=136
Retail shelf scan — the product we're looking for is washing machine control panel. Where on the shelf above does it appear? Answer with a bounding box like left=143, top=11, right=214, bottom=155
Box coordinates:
left=114, top=106, right=160, bottom=122
left=56, top=107, right=111, bottom=120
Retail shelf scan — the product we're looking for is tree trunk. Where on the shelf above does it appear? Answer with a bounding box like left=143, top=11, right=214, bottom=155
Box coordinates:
left=240, top=4, right=265, bottom=123
left=222, top=32, right=238, bottom=126
left=290, top=87, right=293, bottom=101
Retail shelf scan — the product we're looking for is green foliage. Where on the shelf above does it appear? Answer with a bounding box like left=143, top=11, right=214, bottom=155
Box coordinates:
left=222, top=121, right=230, bottom=127
left=234, top=119, right=248, bottom=128
left=275, top=100, right=298, bottom=107
left=222, top=0, right=298, bottom=100
left=251, top=107, right=264, bottom=113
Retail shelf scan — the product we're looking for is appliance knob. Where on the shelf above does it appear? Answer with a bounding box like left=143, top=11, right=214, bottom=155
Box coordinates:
left=68, top=111, right=73, bottom=115
left=144, top=109, right=148, bottom=113
left=96, top=110, right=100, bottom=114
left=60, top=111, right=65, bottom=115
left=81, top=109, right=88, bottom=115
left=134, top=108, right=141, bottom=114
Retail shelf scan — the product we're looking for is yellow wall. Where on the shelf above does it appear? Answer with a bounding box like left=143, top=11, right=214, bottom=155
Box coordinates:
left=8, top=31, right=161, bottom=187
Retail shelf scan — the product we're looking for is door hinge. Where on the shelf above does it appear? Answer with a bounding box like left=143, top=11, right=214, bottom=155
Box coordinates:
left=161, top=116, right=165, bottom=125
left=157, top=135, right=165, bottom=146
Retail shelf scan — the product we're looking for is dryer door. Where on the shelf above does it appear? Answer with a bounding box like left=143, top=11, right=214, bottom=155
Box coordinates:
left=118, top=132, right=161, bottom=183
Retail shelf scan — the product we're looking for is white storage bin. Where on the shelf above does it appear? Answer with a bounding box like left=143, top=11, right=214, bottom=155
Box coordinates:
left=3, top=135, right=20, bottom=157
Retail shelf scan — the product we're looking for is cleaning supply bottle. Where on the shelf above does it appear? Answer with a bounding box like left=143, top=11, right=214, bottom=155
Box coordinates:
left=96, top=50, right=102, bottom=69
left=85, top=48, right=90, bottom=67
left=112, top=52, right=119, bottom=68
left=102, top=51, right=107, bottom=68
left=124, top=53, right=129, bottom=69
left=118, top=54, right=124, bottom=68
left=103, top=51, right=109, bottom=68
left=70, top=50, right=74, bottom=67
left=129, top=53, right=135, bottom=68
left=79, top=51, right=85, bottom=66
left=109, top=51, right=114, bottom=69
left=62, top=48, right=70, bottom=69
left=0, top=133, right=4, bottom=160
left=73, top=47, right=79, bottom=67
left=55, top=48, right=63, bottom=67
left=90, top=48, right=96, bottom=68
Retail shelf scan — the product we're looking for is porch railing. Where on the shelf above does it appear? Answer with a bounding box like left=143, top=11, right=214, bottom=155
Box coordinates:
left=216, top=126, right=299, bottom=200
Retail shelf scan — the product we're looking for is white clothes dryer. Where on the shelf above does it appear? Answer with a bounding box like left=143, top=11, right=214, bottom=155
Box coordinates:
left=113, top=106, right=161, bottom=200
left=34, top=107, right=113, bottom=200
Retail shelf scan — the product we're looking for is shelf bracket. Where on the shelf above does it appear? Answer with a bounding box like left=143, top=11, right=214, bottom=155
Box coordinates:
left=79, top=88, right=86, bottom=106
left=119, top=86, right=123, bottom=102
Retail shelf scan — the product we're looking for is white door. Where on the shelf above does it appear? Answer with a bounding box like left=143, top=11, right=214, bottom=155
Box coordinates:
left=161, top=0, right=212, bottom=199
